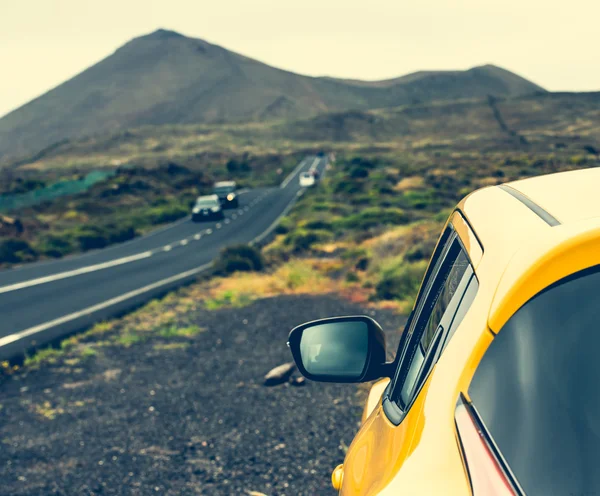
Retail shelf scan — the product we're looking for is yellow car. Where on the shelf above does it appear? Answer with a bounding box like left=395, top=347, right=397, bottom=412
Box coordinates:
left=288, top=166, right=600, bottom=495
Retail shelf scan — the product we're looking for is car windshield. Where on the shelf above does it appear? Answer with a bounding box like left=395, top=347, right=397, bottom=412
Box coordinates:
left=195, top=198, right=217, bottom=207
left=301, top=173, right=311, bottom=178
left=469, top=265, right=600, bottom=495
left=214, top=185, right=234, bottom=194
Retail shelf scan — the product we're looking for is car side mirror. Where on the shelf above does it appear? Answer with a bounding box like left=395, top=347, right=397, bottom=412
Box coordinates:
left=287, top=315, right=392, bottom=383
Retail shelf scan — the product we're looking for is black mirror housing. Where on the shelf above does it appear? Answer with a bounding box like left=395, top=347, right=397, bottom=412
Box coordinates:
left=287, top=315, right=390, bottom=383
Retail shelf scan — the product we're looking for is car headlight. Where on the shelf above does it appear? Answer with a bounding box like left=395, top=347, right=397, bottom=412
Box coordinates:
left=227, top=193, right=235, bottom=201
left=192, top=207, right=200, bottom=213
left=211, top=206, right=220, bottom=212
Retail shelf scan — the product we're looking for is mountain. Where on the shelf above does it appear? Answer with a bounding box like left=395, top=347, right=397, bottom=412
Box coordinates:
left=0, top=29, right=546, bottom=159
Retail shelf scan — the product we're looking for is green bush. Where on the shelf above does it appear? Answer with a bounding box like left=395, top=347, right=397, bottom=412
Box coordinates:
left=285, top=231, right=320, bottom=253
left=73, top=226, right=108, bottom=251
left=144, top=204, right=189, bottom=225
left=350, top=167, right=370, bottom=179
left=106, top=223, right=136, bottom=244
left=0, top=238, right=37, bottom=263
left=349, top=157, right=377, bottom=169
left=36, top=235, right=74, bottom=258
left=284, top=229, right=332, bottom=253
left=375, top=262, right=427, bottom=301
left=334, top=207, right=409, bottom=231
left=304, top=219, right=332, bottom=230
left=274, top=217, right=294, bottom=235
left=215, top=245, right=265, bottom=275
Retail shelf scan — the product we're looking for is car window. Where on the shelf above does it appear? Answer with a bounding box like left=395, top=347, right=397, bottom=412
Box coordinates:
left=440, top=271, right=478, bottom=352
left=420, top=250, right=470, bottom=351
left=469, top=265, right=600, bottom=496
left=386, top=226, right=455, bottom=401
left=397, top=247, right=471, bottom=406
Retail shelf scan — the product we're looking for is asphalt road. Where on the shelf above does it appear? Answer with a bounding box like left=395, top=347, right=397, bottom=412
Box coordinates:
left=0, top=155, right=327, bottom=360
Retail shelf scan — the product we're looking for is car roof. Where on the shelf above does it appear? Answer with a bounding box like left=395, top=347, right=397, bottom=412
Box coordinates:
left=504, top=167, right=600, bottom=224
left=456, top=167, right=600, bottom=330
left=214, top=181, right=235, bottom=187
left=196, top=194, right=219, bottom=202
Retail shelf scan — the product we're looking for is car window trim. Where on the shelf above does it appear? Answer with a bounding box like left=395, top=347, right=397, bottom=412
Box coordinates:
left=397, top=250, right=471, bottom=408
left=389, top=230, right=460, bottom=403
left=409, top=267, right=474, bottom=404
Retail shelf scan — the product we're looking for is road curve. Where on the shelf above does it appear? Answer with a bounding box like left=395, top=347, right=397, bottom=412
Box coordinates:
left=0, top=155, right=327, bottom=360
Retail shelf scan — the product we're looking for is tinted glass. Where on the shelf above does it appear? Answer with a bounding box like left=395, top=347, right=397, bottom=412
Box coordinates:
left=389, top=228, right=454, bottom=401
left=196, top=199, right=218, bottom=207
left=441, top=273, right=478, bottom=351
left=420, top=250, right=469, bottom=352
left=469, top=265, right=600, bottom=495
left=411, top=226, right=453, bottom=313
left=300, top=322, right=368, bottom=377
left=214, top=186, right=234, bottom=194
left=399, top=248, right=469, bottom=405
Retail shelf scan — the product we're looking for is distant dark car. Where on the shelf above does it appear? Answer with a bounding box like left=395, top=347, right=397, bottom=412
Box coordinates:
left=213, top=181, right=239, bottom=209
left=316, top=151, right=325, bottom=157
left=191, top=195, right=224, bottom=222
left=310, top=170, right=320, bottom=180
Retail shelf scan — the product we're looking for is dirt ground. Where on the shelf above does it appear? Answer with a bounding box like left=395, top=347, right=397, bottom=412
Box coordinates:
left=0, top=294, right=405, bottom=496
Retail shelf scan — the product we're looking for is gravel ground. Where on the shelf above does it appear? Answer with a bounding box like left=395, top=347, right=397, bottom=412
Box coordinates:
left=0, top=294, right=405, bottom=496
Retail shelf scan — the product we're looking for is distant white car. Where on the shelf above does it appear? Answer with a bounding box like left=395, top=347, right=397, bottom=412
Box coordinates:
left=299, top=172, right=316, bottom=187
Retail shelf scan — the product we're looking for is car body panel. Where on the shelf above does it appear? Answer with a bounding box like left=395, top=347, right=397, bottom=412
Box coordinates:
left=488, top=219, right=600, bottom=331
left=505, top=167, right=600, bottom=224
left=300, top=173, right=315, bottom=187
left=450, top=210, right=483, bottom=269
left=335, top=168, right=600, bottom=495
left=213, top=181, right=239, bottom=208
left=192, top=194, right=223, bottom=221
left=361, top=378, right=390, bottom=425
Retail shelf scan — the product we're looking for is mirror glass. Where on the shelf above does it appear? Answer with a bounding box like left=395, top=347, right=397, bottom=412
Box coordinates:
left=299, top=321, right=369, bottom=378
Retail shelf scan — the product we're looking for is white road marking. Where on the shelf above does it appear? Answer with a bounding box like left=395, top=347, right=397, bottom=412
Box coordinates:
left=0, top=156, right=329, bottom=350
left=251, top=189, right=306, bottom=246
left=0, top=155, right=325, bottom=298
left=309, top=157, right=320, bottom=172
left=0, top=263, right=213, bottom=348
left=0, top=251, right=153, bottom=295
left=224, top=219, right=230, bottom=224
left=216, top=223, right=222, bottom=229
left=180, top=240, right=188, bottom=246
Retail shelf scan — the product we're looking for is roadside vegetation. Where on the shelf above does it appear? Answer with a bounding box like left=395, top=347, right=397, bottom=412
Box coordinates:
left=261, top=149, right=592, bottom=310
left=2, top=89, right=599, bottom=367
left=3, top=143, right=597, bottom=369
left=0, top=153, right=301, bottom=266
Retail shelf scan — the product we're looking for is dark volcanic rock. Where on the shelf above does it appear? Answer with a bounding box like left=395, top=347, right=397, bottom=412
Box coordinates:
left=263, top=362, right=296, bottom=386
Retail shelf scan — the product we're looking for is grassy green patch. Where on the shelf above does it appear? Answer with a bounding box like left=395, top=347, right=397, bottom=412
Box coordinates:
left=153, top=342, right=190, bottom=351
left=24, top=347, right=63, bottom=368
left=113, top=332, right=144, bottom=347
left=159, top=325, right=206, bottom=338
left=205, top=290, right=253, bottom=310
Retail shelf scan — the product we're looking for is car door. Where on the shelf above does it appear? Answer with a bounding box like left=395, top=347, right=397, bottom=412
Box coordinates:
left=339, top=221, right=479, bottom=495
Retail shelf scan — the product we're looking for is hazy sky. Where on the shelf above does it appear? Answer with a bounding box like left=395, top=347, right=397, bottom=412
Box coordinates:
left=1, top=0, right=599, bottom=118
